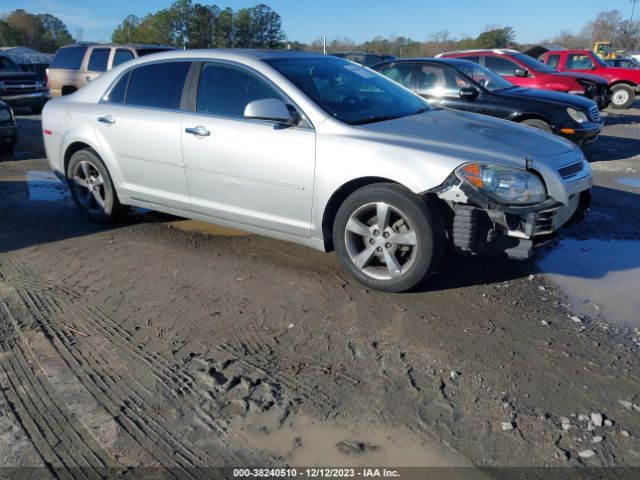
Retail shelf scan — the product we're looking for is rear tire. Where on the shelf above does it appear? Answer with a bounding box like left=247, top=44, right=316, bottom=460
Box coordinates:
left=333, top=183, right=445, bottom=292
left=66, top=149, right=125, bottom=223
left=610, top=84, right=635, bottom=109
left=521, top=119, right=553, bottom=133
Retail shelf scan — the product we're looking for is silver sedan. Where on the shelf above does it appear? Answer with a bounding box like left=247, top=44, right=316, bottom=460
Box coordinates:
left=42, top=50, right=592, bottom=292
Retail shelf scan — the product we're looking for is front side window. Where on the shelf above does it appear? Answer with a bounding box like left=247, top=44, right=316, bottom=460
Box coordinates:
left=50, top=46, right=87, bottom=70
left=458, top=56, right=480, bottom=64
left=567, top=54, right=594, bottom=70
left=197, top=63, right=282, bottom=118
left=455, top=62, right=513, bottom=92
left=485, top=56, right=519, bottom=76
left=513, top=53, right=557, bottom=73
left=546, top=55, right=560, bottom=69
left=125, top=61, right=191, bottom=110
left=87, top=49, right=110, bottom=72
left=415, top=65, right=450, bottom=94
left=379, top=64, right=414, bottom=88
left=113, top=49, right=135, bottom=68
left=266, top=57, right=428, bottom=125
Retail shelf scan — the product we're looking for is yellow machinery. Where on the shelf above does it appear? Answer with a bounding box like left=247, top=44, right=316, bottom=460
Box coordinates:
left=593, top=42, right=619, bottom=60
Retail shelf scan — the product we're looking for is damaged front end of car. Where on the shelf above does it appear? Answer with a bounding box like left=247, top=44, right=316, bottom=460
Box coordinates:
left=429, top=156, right=592, bottom=260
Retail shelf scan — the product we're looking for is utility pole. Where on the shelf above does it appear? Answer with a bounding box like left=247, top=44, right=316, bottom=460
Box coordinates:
left=626, top=0, right=640, bottom=52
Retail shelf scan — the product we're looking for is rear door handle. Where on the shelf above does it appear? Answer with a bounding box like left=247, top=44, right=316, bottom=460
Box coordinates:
left=185, top=126, right=210, bottom=138
left=97, top=115, right=115, bottom=125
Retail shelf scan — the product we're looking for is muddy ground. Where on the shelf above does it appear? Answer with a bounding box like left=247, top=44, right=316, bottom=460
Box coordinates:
left=1, top=106, right=640, bottom=479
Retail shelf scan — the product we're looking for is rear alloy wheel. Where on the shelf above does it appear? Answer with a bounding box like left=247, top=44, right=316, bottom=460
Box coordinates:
left=333, top=183, right=445, bottom=292
left=521, top=119, right=553, bottom=133
left=67, top=149, right=125, bottom=223
left=610, top=84, right=635, bottom=109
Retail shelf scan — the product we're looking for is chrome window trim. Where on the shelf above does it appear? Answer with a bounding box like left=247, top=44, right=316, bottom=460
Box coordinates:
left=99, top=58, right=315, bottom=132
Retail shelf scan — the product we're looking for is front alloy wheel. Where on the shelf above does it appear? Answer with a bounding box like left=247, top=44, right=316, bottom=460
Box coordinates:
left=333, top=183, right=445, bottom=292
left=344, top=202, right=418, bottom=281
left=610, top=84, right=635, bottom=109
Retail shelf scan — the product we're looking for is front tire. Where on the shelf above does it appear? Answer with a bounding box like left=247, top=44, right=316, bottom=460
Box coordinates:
left=610, top=84, right=635, bottom=109
left=333, top=183, right=445, bottom=292
left=66, top=149, right=125, bottom=223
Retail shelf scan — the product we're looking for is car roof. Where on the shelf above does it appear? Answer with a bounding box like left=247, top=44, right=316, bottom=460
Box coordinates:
left=372, top=57, right=478, bottom=69
left=115, top=48, right=329, bottom=62
left=436, top=49, right=521, bottom=58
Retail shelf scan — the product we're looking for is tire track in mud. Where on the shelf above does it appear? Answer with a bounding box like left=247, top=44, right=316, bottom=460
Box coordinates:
left=0, top=303, right=110, bottom=480
left=5, top=254, right=331, bottom=405
left=16, top=285, right=239, bottom=473
left=1, top=257, right=246, bottom=475
left=2, top=255, right=328, bottom=467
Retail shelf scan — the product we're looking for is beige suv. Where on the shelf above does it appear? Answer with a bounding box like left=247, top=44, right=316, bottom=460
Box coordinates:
left=47, top=43, right=173, bottom=97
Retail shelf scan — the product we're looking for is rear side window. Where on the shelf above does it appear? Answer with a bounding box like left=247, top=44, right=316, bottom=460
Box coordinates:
left=546, top=55, right=560, bottom=69
left=196, top=63, right=282, bottom=118
left=113, top=49, right=135, bottom=67
left=51, top=46, right=87, bottom=70
left=87, top=49, right=110, bottom=72
left=566, top=54, right=594, bottom=70
left=125, top=61, right=191, bottom=110
left=484, top=56, right=518, bottom=76
left=380, top=64, right=414, bottom=88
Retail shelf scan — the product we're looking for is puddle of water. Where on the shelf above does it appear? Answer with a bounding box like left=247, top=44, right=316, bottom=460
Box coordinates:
left=228, top=413, right=470, bottom=468
left=539, top=239, right=640, bottom=327
left=616, top=177, right=640, bottom=188
left=0, top=170, right=68, bottom=202
left=169, top=219, right=249, bottom=237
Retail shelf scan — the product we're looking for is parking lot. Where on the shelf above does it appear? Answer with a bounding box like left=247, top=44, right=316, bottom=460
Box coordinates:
left=1, top=105, right=640, bottom=476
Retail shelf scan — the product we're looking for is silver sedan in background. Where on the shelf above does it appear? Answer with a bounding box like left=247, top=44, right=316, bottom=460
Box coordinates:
left=42, top=50, right=592, bottom=292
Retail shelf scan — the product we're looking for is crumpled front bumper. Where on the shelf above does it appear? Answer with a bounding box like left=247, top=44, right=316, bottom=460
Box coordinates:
left=432, top=159, right=592, bottom=260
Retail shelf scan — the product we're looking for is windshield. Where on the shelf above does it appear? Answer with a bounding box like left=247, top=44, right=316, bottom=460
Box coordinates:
left=0, top=56, right=21, bottom=72
left=513, top=53, right=557, bottom=73
left=455, top=62, right=514, bottom=92
left=265, top=57, right=429, bottom=125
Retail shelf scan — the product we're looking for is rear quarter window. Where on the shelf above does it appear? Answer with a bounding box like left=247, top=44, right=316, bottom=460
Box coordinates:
left=125, top=61, right=191, bottom=110
left=51, top=46, right=88, bottom=70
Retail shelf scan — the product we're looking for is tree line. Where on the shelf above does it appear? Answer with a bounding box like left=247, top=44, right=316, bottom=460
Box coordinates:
left=0, top=9, right=73, bottom=53
left=111, top=1, right=286, bottom=49
left=1, top=5, right=639, bottom=58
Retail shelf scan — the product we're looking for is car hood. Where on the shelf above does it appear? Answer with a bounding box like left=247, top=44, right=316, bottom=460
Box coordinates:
left=0, top=71, right=41, bottom=81
left=497, top=87, right=595, bottom=109
left=553, top=71, right=608, bottom=85
left=357, top=109, right=575, bottom=168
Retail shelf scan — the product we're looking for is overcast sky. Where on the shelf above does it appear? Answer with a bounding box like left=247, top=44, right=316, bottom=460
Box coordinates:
left=2, top=0, right=637, bottom=44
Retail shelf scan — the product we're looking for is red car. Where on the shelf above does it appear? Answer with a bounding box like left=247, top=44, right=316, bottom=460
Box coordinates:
left=437, top=49, right=611, bottom=109
left=542, top=50, right=640, bottom=109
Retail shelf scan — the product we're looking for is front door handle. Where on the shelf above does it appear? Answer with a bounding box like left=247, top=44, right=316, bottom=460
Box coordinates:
left=97, top=115, right=115, bottom=125
left=185, top=126, right=210, bottom=138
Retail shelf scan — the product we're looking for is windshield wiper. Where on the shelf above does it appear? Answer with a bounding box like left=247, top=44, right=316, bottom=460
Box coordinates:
left=351, top=107, right=429, bottom=126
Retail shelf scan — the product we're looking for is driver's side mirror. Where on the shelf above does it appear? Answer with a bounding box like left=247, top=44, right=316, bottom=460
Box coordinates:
left=244, top=98, right=293, bottom=124
left=514, top=68, right=528, bottom=78
left=459, top=87, right=479, bottom=100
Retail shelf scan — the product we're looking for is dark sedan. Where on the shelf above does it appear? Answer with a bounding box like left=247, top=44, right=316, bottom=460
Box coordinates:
left=0, top=100, right=17, bottom=152
left=372, top=58, right=603, bottom=146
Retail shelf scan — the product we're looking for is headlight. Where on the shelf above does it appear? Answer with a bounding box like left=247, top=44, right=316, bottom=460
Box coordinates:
left=0, top=109, right=11, bottom=121
left=456, top=163, right=547, bottom=205
left=567, top=107, right=588, bottom=124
